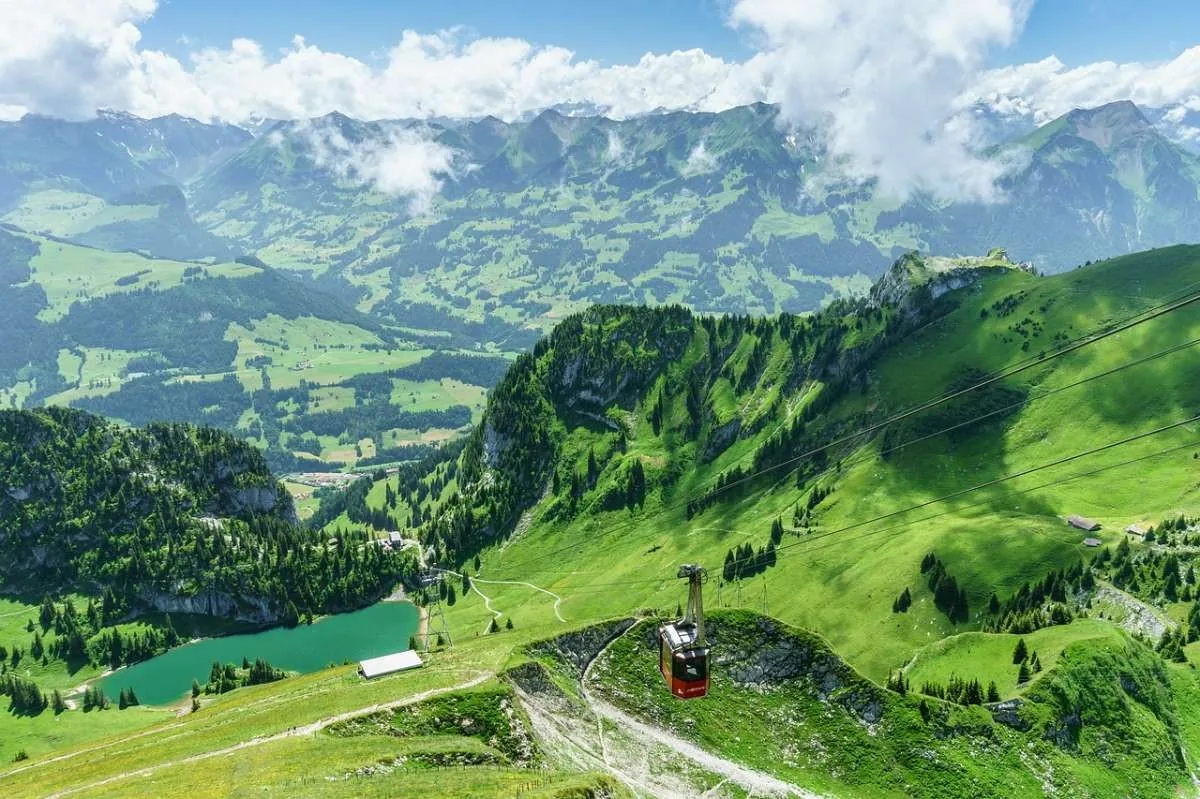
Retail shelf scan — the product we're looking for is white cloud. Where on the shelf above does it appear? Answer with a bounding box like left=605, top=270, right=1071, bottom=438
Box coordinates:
left=0, top=0, right=157, bottom=120
left=4, top=0, right=1200, bottom=200
left=974, top=48, right=1200, bottom=122
left=682, top=141, right=718, bottom=176
left=125, top=30, right=759, bottom=124
left=605, top=130, right=625, bottom=162
left=971, top=47, right=1200, bottom=125
left=730, top=0, right=1032, bottom=201
left=299, top=121, right=461, bottom=215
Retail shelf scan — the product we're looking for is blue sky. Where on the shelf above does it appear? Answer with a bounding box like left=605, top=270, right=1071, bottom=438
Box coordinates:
left=141, top=0, right=1198, bottom=67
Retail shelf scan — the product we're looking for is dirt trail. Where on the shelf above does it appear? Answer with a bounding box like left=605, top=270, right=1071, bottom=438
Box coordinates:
left=515, top=622, right=820, bottom=798
left=34, top=671, right=495, bottom=799
left=433, top=567, right=567, bottom=627
left=580, top=657, right=817, bottom=799
left=514, top=682, right=701, bottom=798
left=474, top=576, right=567, bottom=623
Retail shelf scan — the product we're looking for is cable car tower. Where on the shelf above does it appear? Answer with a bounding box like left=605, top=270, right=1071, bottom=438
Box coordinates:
left=658, top=564, right=710, bottom=699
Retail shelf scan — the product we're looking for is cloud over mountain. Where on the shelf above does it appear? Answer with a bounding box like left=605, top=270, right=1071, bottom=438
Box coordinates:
left=730, top=0, right=1032, bottom=200
left=3, top=0, right=1200, bottom=199
left=298, top=120, right=461, bottom=215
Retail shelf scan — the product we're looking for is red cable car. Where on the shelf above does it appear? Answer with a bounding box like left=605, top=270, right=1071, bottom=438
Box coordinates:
left=659, top=564, right=710, bottom=700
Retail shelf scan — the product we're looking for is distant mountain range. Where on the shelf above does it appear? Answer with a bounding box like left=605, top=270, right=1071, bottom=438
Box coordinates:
left=1, top=100, right=1198, bottom=337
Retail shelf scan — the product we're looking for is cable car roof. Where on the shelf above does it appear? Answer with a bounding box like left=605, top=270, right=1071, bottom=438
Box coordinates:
left=661, top=620, right=706, bottom=652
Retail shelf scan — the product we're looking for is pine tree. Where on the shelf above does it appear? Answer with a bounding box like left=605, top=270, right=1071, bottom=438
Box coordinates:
left=163, top=613, right=179, bottom=647
left=51, top=690, right=66, bottom=715
left=505, top=617, right=513, bottom=630
left=1031, top=652, right=1042, bottom=673
left=587, top=448, right=599, bottom=486
left=987, top=682, right=1001, bottom=703
left=39, top=595, right=56, bottom=630
left=1017, top=662, right=1031, bottom=683
left=191, top=679, right=201, bottom=698
left=1012, top=638, right=1028, bottom=664
left=487, top=618, right=499, bottom=634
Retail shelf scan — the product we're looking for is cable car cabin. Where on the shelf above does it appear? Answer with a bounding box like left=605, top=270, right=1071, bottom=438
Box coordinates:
left=659, top=620, right=710, bottom=699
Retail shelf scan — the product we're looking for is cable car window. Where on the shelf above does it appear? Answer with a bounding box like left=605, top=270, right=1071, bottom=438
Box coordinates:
left=674, top=653, right=707, bottom=680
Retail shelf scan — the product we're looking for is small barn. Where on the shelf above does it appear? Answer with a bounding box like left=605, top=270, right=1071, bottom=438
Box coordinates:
left=359, top=650, right=423, bottom=679
left=1083, top=537, right=1102, bottom=548
left=1067, top=515, right=1101, bottom=532
left=1126, top=524, right=1147, bottom=536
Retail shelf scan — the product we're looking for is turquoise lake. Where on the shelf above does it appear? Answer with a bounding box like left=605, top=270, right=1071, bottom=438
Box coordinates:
left=99, top=601, right=420, bottom=705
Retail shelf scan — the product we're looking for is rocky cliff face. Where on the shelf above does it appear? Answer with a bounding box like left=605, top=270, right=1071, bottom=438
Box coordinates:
left=142, top=588, right=280, bottom=624
left=869, top=251, right=1032, bottom=313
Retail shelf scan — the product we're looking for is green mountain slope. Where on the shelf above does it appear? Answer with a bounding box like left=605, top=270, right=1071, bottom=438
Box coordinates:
left=360, top=244, right=1199, bottom=680
left=281, top=244, right=1196, bottom=795
left=0, top=227, right=500, bottom=470
left=581, top=611, right=1195, bottom=797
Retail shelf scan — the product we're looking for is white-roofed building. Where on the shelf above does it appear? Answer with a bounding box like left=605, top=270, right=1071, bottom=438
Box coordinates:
left=359, top=650, right=423, bottom=679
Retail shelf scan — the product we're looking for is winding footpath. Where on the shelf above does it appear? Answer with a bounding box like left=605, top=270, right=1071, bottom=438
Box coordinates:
left=432, top=567, right=568, bottom=630
left=474, top=576, right=567, bottom=623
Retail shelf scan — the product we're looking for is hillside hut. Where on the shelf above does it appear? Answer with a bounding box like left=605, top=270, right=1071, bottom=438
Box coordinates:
left=1083, top=537, right=1102, bottom=548
left=1067, top=515, right=1101, bottom=532
left=359, top=650, right=423, bottom=679
left=1126, top=524, right=1147, bottom=536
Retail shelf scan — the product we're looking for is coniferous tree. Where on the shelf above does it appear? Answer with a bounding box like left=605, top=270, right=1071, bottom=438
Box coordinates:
left=39, top=596, right=55, bottom=630
left=987, top=682, right=1001, bottom=703
left=1013, top=639, right=1028, bottom=664
left=1017, top=662, right=1031, bottom=683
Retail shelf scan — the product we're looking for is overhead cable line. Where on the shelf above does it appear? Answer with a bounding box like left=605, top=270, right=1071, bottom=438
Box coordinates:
left=543, top=436, right=1198, bottom=597
left=484, top=310, right=1200, bottom=579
